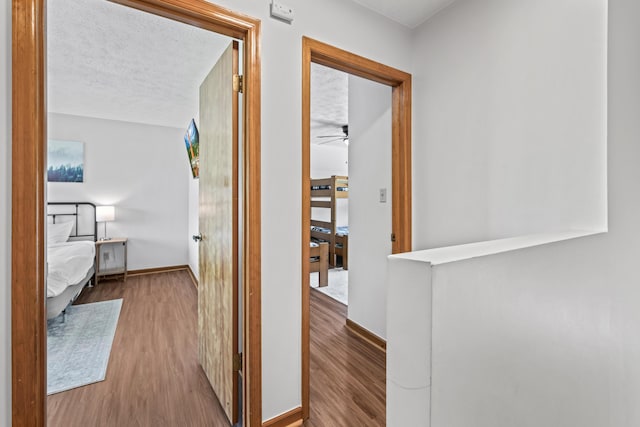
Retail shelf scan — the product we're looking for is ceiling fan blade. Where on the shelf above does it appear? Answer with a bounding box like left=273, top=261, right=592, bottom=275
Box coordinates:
left=315, top=124, right=348, bottom=142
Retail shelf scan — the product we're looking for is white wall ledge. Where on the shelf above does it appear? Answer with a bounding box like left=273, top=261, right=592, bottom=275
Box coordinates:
left=390, top=230, right=604, bottom=266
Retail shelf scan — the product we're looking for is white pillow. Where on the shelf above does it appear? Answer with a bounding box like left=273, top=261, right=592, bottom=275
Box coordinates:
left=47, top=221, right=74, bottom=245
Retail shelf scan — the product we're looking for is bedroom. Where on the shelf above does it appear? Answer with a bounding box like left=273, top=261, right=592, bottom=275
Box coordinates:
left=308, top=63, right=393, bottom=333
left=307, top=60, right=396, bottom=424
left=308, top=63, right=350, bottom=303
left=44, top=0, right=239, bottom=424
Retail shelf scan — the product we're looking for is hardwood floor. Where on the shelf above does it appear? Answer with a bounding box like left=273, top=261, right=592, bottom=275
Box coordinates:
left=47, top=271, right=384, bottom=426
left=47, top=270, right=231, bottom=427
left=304, top=290, right=386, bottom=427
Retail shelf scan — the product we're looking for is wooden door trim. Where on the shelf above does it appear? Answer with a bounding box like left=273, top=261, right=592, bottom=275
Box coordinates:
left=262, top=406, right=303, bottom=427
left=12, top=0, right=47, bottom=423
left=301, top=36, right=412, bottom=420
left=11, top=1, right=262, bottom=426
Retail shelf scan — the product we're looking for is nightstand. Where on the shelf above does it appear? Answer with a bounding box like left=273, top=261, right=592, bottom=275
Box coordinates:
left=95, top=237, right=128, bottom=285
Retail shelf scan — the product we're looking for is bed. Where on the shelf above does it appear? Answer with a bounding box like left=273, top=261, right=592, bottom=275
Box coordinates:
left=46, top=202, right=97, bottom=320
left=334, top=227, right=349, bottom=270
left=309, top=241, right=329, bottom=287
left=310, top=176, right=349, bottom=270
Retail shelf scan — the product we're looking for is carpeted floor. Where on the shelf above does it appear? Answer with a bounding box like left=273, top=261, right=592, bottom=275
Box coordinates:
left=47, top=299, right=122, bottom=395
left=310, top=268, right=348, bottom=305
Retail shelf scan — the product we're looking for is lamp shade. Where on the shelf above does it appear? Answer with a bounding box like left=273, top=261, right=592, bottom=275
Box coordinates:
left=96, top=205, right=115, bottom=222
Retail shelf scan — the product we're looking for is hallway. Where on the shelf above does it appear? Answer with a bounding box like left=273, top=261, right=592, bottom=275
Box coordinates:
left=304, top=289, right=385, bottom=426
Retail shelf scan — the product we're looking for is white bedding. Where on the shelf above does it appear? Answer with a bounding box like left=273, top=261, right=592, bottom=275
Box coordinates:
left=47, top=241, right=96, bottom=298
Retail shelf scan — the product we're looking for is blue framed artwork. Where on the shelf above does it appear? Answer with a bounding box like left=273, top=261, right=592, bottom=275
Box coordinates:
left=47, top=140, right=84, bottom=183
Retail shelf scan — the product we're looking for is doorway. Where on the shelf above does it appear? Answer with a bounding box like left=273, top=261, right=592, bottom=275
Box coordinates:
left=11, top=0, right=262, bottom=426
left=309, top=63, right=350, bottom=305
left=301, top=37, right=412, bottom=421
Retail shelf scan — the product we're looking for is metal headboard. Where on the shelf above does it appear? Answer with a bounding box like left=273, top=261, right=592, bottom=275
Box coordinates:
left=47, top=202, right=97, bottom=242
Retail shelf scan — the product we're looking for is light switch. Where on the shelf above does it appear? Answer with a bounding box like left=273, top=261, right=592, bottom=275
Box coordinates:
left=379, top=188, right=387, bottom=203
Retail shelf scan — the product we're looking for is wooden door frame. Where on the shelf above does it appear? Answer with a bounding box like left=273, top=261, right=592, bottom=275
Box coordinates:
left=11, top=0, right=262, bottom=426
left=301, top=36, right=412, bottom=420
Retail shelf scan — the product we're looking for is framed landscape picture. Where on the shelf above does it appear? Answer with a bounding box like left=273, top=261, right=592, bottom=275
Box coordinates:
left=47, top=140, right=84, bottom=183
left=184, top=119, right=200, bottom=179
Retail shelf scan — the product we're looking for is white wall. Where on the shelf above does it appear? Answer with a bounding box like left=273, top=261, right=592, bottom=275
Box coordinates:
left=188, top=178, right=199, bottom=279
left=347, top=75, right=392, bottom=339
left=0, top=0, right=11, bottom=422
left=405, top=0, right=640, bottom=425
left=412, top=0, right=608, bottom=250
left=48, top=113, right=190, bottom=271
left=310, top=144, right=349, bottom=225
left=429, top=237, right=613, bottom=426
left=310, top=145, right=348, bottom=179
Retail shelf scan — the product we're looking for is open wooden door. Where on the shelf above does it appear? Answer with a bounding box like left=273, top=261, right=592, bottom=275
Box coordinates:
left=198, top=40, right=240, bottom=425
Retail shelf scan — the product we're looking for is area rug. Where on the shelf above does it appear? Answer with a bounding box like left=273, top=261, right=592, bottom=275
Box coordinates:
left=310, top=268, right=348, bottom=305
left=47, top=299, right=123, bottom=395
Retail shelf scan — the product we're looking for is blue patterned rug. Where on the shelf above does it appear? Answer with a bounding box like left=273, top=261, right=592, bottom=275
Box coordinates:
left=47, top=299, right=123, bottom=395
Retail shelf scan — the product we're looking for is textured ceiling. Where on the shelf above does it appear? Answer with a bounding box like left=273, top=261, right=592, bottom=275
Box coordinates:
left=47, top=0, right=232, bottom=129
left=47, top=0, right=449, bottom=134
left=351, top=0, right=457, bottom=28
left=311, top=63, right=349, bottom=146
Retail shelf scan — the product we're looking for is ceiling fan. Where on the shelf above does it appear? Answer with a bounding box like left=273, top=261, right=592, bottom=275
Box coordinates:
left=317, top=124, right=349, bottom=145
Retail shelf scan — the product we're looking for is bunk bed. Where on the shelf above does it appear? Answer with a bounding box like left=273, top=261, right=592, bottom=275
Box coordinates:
left=334, top=228, right=349, bottom=270
left=309, top=241, right=329, bottom=287
left=310, top=175, right=349, bottom=270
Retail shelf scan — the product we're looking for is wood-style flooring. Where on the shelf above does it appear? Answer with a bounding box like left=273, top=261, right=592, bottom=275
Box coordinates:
left=47, top=270, right=230, bottom=427
left=47, top=271, right=385, bottom=426
left=304, top=290, right=386, bottom=427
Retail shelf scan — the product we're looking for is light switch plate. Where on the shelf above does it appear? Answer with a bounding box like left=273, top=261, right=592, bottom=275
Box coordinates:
left=380, top=188, right=387, bottom=203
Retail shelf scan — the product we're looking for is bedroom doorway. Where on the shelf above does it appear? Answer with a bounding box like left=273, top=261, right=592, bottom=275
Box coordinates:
left=301, top=37, right=412, bottom=422
left=11, top=1, right=262, bottom=426
left=45, top=5, right=241, bottom=421
left=309, top=63, right=350, bottom=306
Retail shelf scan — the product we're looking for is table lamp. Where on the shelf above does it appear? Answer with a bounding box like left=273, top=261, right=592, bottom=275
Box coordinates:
left=96, top=205, right=115, bottom=241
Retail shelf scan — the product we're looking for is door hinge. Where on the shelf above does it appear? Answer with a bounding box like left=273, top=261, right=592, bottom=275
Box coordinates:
left=233, top=352, right=243, bottom=372
left=391, top=233, right=396, bottom=242
left=233, top=74, right=244, bottom=93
